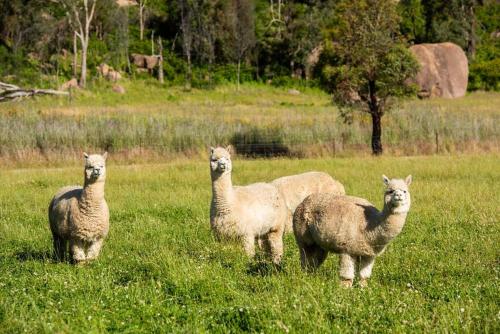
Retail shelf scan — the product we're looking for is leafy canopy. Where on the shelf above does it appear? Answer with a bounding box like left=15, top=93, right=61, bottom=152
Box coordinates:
left=320, top=0, right=420, bottom=115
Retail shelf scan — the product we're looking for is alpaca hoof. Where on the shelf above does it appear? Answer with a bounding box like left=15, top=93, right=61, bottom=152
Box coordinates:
left=340, top=279, right=353, bottom=288
left=73, top=259, right=89, bottom=265
left=359, top=278, right=369, bottom=288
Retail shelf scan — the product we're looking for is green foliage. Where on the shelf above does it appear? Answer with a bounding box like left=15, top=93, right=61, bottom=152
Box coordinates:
left=0, top=0, right=497, bottom=91
left=398, top=0, right=426, bottom=43
left=318, top=0, right=420, bottom=112
left=469, top=58, right=500, bottom=91
left=469, top=1, right=500, bottom=91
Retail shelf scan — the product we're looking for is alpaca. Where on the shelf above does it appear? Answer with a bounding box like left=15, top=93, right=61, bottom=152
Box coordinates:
left=293, top=175, right=412, bottom=287
left=49, top=152, right=110, bottom=263
left=209, top=146, right=288, bottom=264
left=271, top=172, right=345, bottom=232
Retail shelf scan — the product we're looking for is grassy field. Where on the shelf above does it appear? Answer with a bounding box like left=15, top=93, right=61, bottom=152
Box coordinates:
left=0, top=154, right=498, bottom=333
left=0, top=81, right=499, bottom=165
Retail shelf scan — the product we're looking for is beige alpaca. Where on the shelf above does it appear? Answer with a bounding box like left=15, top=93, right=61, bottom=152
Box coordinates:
left=49, top=153, right=110, bottom=263
left=293, top=175, right=412, bottom=287
left=209, top=146, right=288, bottom=264
left=272, top=172, right=345, bottom=232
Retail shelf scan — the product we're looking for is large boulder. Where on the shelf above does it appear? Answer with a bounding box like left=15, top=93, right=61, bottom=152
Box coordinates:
left=107, top=70, right=122, bottom=81
left=99, top=63, right=110, bottom=77
left=116, top=0, right=137, bottom=7
left=144, top=55, right=160, bottom=70
left=112, top=84, right=126, bottom=94
left=59, top=78, right=79, bottom=91
left=131, top=53, right=147, bottom=68
left=409, top=42, right=468, bottom=98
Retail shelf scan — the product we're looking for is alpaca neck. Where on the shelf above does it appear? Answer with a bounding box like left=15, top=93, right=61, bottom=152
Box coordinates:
left=79, top=180, right=105, bottom=212
left=370, top=204, right=408, bottom=248
left=211, top=172, right=234, bottom=214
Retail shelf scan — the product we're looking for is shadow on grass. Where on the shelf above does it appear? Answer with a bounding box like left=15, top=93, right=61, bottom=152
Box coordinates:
left=14, top=244, right=72, bottom=263
left=246, top=260, right=285, bottom=276
left=15, top=249, right=54, bottom=262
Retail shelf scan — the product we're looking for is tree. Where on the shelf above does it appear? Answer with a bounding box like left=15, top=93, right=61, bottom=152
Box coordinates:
left=319, top=0, right=420, bottom=155
left=398, top=0, right=426, bottom=43
left=61, top=0, right=98, bottom=88
left=139, top=0, right=146, bottom=40
left=228, top=0, right=255, bottom=89
left=179, top=0, right=194, bottom=89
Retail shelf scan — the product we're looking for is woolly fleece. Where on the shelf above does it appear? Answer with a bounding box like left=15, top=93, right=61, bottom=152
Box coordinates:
left=293, top=175, right=412, bottom=287
left=49, top=153, right=109, bottom=263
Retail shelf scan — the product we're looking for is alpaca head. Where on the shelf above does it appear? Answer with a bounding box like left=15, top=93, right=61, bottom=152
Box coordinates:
left=83, top=152, right=108, bottom=183
left=382, top=175, right=412, bottom=214
left=209, top=146, right=233, bottom=176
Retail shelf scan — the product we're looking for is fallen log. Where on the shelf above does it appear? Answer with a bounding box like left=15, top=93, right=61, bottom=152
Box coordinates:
left=0, top=81, right=69, bottom=102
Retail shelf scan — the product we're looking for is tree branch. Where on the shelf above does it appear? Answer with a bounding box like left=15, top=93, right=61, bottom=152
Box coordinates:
left=0, top=82, right=68, bottom=102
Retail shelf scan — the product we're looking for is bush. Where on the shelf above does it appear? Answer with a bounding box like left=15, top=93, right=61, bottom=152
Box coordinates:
left=469, top=58, right=500, bottom=91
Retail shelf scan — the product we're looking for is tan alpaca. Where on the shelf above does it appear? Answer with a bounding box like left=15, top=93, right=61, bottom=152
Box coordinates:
left=49, top=153, right=110, bottom=263
left=272, top=172, right=345, bottom=232
left=293, top=175, right=412, bottom=287
left=209, top=146, right=288, bottom=264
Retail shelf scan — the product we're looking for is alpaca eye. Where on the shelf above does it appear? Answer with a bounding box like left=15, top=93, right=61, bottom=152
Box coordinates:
left=386, top=190, right=394, bottom=194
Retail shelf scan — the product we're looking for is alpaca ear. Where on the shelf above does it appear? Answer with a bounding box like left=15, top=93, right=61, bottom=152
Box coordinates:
left=102, top=152, right=108, bottom=160
left=405, top=175, right=412, bottom=186
left=226, top=145, right=233, bottom=155
left=83, top=152, right=89, bottom=159
left=382, top=175, right=390, bottom=186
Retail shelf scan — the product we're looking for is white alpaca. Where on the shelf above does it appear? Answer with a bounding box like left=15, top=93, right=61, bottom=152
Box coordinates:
left=209, top=146, right=288, bottom=264
left=293, top=175, right=412, bottom=287
left=49, top=152, right=109, bottom=263
left=271, top=171, right=345, bottom=232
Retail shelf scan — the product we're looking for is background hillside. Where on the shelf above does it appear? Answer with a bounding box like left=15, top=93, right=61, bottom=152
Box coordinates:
left=0, top=0, right=498, bottom=91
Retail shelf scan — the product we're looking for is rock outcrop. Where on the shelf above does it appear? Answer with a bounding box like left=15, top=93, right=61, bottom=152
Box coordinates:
left=409, top=42, right=468, bottom=98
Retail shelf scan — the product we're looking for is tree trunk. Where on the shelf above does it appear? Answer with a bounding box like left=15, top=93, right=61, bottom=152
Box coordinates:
left=139, top=1, right=145, bottom=40
left=151, top=30, right=154, bottom=55
left=158, top=37, right=164, bottom=84
left=186, top=52, right=192, bottom=90
left=80, top=42, right=87, bottom=88
left=73, top=32, right=78, bottom=78
left=370, top=112, right=383, bottom=155
left=465, top=5, right=477, bottom=59
left=368, top=80, right=383, bottom=155
left=237, top=59, right=241, bottom=91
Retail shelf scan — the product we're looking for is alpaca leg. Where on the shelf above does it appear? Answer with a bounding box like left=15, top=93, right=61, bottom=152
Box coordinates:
left=359, top=256, right=376, bottom=287
left=299, top=243, right=327, bottom=271
left=339, top=254, right=356, bottom=287
left=52, top=234, right=66, bottom=261
left=256, top=236, right=264, bottom=250
left=242, top=234, right=256, bottom=258
left=86, top=239, right=104, bottom=261
left=284, top=211, right=293, bottom=233
left=264, top=230, right=284, bottom=265
left=70, top=239, right=86, bottom=263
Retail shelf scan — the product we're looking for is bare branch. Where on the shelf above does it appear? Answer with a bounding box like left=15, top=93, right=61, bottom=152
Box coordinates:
left=0, top=82, right=68, bottom=102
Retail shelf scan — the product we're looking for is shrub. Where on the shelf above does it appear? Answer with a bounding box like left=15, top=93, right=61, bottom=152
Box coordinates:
left=469, top=58, right=500, bottom=91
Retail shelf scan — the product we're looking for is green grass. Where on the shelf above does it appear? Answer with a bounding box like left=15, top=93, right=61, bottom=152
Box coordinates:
left=1, top=155, right=498, bottom=333
left=0, top=82, right=498, bottom=164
